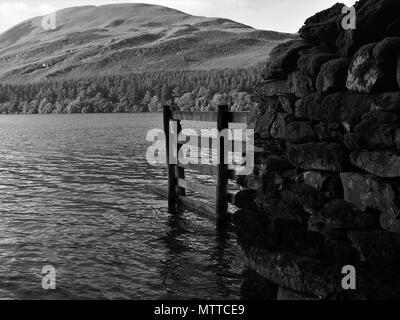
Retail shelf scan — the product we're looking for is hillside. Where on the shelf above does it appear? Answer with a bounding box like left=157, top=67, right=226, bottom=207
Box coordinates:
left=0, top=3, right=296, bottom=83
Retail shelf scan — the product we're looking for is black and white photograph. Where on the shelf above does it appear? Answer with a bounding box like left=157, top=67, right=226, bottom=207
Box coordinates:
left=0, top=0, right=399, bottom=306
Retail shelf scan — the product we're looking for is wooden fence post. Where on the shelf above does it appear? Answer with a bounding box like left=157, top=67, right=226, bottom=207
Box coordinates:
left=163, top=105, right=177, bottom=213
left=176, top=115, right=186, bottom=197
left=216, top=105, right=229, bottom=228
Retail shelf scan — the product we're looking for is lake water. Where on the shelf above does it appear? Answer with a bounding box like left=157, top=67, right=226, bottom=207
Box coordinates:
left=0, top=113, right=244, bottom=300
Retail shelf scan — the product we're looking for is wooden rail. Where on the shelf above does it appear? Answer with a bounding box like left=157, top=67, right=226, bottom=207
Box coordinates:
left=171, top=110, right=249, bottom=123
left=160, top=105, right=250, bottom=229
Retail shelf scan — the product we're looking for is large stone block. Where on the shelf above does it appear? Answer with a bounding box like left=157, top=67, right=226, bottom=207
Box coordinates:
left=298, top=53, right=338, bottom=78
left=270, top=113, right=295, bottom=140
left=295, top=91, right=373, bottom=124
left=256, top=170, right=287, bottom=205
left=316, top=58, right=351, bottom=93
left=243, top=248, right=342, bottom=298
left=242, top=233, right=400, bottom=299
left=313, top=122, right=345, bottom=143
left=281, top=183, right=327, bottom=211
left=347, top=38, right=400, bottom=93
left=295, top=91, right=400, bottom=124
left=380, top=213, right=400, bottom=234
left=308, top=199, right=379, bottom=234
left=299, top=3, right=344, bottom=48
left=357, top=124, right=400, bottom=150
left=287, top=71, right=316, bottom=97
left=286, top=142, right=349, bottom=172
left=277, top=94, right=297, bottom=114
left=254, top=80, right=290, bottom=97
left=283, top=121, right=317, bottom=144
left=354, top=111, right=400, bottom=134
left=340, top=172, right=400, bottom=218
left=302, top=171, right=343, bottom=199
left=247, top=96, right=278, bottom=128
left=353, top=112, right=400, bottom=149
left=252, top=155, right=296, bottom=198
left=346, top=43, right=381, bottom=93
left=336, top=0, right=400, bottom=56
left=254, top=109, right=276, bottom=139
left=265, top=40, right=312, bottom=79
left=351, top=151, right=400, bottom=178
left=348, top=230, right=400, bottom=270
left=373, top=37, right=400, bottom=61
left=370, top=91, right=400, bottom=112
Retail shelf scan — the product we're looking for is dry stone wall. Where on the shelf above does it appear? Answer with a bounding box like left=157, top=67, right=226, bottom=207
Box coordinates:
left=234, top=0, right=400, bottom=299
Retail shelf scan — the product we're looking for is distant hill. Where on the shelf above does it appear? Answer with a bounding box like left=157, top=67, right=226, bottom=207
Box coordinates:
left=0, top=3, right=296, bottom=83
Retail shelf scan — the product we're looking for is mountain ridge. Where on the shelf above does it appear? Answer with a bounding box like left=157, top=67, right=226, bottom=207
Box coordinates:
left=0, top=3, right=296, bottom=83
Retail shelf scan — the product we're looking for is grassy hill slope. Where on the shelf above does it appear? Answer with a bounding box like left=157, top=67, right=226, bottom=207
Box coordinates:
left=0, top=3, right=296, bottom=83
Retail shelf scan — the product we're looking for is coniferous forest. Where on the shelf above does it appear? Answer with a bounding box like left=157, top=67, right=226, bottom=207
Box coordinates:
left=0, top=66, right=266, bottom=114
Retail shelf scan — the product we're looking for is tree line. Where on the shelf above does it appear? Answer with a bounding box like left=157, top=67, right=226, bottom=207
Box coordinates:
left=0, top=66, right=266, bottom=114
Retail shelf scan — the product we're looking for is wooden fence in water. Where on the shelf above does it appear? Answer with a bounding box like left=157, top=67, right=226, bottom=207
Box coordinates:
left=149, top=105, right=250, bottom=229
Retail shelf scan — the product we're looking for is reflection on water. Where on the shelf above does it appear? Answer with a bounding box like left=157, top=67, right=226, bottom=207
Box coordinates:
left=0, top=113, right=244, bottom=299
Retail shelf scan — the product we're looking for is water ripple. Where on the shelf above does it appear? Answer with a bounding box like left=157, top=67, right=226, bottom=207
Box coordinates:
left=0, top=114, right=244, bottom=300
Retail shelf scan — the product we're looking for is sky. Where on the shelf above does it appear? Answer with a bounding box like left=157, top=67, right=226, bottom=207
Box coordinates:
left=0, top=0, right=356, bottom=34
